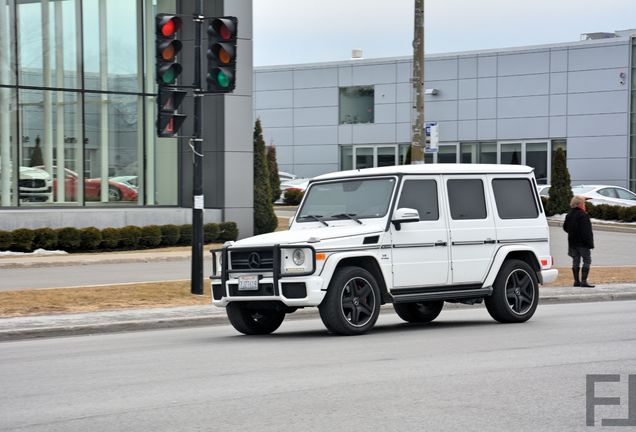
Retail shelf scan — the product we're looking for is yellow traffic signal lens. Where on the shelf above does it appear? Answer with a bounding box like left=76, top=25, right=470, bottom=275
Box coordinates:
left=162, top=44, right=175, bottom=61
left=219, top=49, right=231, bottom=64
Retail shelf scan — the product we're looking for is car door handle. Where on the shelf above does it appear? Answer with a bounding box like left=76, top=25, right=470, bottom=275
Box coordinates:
left=434, top=240, right=447, bottom=246
left=484, top=238, right=496, bottom=244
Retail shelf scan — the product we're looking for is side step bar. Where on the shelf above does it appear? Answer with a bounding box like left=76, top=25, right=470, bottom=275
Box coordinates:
left=391, top=287, right=493, bottom=304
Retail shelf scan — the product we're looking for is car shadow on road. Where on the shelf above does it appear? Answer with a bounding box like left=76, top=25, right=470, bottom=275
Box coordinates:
left=209, top=319, right=495, bottom=341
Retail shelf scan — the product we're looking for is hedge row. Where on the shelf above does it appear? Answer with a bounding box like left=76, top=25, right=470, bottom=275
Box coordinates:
left=0, top=222, right=239, bottom=253
left=541, top=196, right=636, bottom=222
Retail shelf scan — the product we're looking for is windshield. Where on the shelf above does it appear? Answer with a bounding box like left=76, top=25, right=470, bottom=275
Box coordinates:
left=297, top=177, right=396, bottom=222
left=572, top=186, right=595, bottom=194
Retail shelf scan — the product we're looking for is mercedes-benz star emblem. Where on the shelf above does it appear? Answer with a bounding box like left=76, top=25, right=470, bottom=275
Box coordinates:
left=248, top=252, right=261, bottom=269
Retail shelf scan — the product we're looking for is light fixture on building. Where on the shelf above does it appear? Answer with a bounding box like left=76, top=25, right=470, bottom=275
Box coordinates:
left=425, top=88, right=438, bottom=95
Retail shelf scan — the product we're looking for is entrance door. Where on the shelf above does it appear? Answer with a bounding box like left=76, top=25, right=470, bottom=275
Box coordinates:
left=444, top=176, right=497, bottom=284
left=390, top=176, right=450, bottom=288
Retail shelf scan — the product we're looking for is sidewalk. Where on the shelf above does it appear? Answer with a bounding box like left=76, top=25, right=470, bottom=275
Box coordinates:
left=2, top=284, right=635, bottom=341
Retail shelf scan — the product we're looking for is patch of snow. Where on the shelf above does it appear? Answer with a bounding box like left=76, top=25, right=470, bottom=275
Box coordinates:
left=0, top=249, right=68, bottom=257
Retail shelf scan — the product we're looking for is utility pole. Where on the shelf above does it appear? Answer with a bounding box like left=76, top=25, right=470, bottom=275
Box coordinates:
left=410, top=0, right=425, bottom=164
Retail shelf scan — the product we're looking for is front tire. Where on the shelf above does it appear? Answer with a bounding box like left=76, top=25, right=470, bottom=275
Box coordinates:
left=393, top=301, right=443, bottom=323
left=319, top=266, right=381, bottom=335
left=226, top=303, right=285, bottom=335
left=485, top=259, right=539, bottom=323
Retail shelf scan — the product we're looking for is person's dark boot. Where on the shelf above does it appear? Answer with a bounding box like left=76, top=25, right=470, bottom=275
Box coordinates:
left=572, top=267, right=581, bottom=287
left=581, top=267, right=595, bottom=288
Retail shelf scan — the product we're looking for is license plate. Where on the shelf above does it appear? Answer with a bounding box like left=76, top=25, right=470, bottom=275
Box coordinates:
left=238, top=275, right=259, bottom=291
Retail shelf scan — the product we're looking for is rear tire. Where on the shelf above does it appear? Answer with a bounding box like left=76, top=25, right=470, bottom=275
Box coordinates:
left=319, top=266, right=381, bottom=335
left=393, top=301, right=444, bottom=323
left=485, top=259, right=539, bottom=323
left=226, top=303, right=285, bottom=335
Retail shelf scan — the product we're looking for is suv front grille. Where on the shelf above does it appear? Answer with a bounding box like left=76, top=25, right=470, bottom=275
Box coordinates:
left=230, top=249, right=274, bottom=271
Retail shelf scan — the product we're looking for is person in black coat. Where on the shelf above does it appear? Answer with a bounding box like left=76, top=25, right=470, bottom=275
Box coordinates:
left=563, top=195, right=595, bottom=287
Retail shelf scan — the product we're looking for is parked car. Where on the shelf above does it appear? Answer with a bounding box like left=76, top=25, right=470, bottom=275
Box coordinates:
left=0, top=164, right=53, bottom=203
left=572, top=185, right=636, bottom=207
left=37, top=166, right=138, bottom=201
left=276, top=178, right=309, bottom=204
left=278, top=171, right=297, bottom=182
left=211, top=163, right=557, bottom=336
left=110, top=176, right=138, bottom=191
left=536, top=184, right=550, bottom=197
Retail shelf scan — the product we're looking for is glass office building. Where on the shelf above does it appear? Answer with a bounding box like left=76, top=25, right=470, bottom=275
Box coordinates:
left=0, top=0, right=178, bottom=208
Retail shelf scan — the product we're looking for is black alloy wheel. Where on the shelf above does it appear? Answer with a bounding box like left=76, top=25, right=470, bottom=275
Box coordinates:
left=485, top=259, right=539, bottom=323
left=319, top=266, right=381, bottom=335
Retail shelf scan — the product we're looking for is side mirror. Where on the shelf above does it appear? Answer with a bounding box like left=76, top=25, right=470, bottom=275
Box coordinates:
left=392, top=208, right=420, bottom=230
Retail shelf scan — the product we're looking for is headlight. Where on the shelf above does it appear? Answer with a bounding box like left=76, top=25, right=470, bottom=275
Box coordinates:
left=280, top=247, right=314, bottom=275
left=292, top=248, right=305, bottom=266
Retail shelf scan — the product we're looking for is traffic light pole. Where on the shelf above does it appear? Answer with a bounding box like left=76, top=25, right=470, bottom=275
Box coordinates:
left=191, top=3, right=205, bottom=295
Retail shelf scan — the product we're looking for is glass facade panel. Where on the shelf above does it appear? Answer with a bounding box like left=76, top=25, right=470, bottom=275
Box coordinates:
left=84, top=93, right=140, bottom=204
left=339, top=86, right=374, bottom=124
left=19, top=89, right=82, bottom=204
left=479, top=142, right=497, bottom=164
left=83, top=0, right=140, bottom=92
left=526, top=142, right=548, bottom=184
left=460, top=142, right=477, bottom=163
left=438, top=145, right=457, bottom=163
left=500, top=142, right=522, bottom=165
left=355, top=147, right=374, bottom=169
left=0, top=87, right=17, bottom=206
left=340, top=145, right=353, bottom=171
left=0, top=0, right=16, bottom=86
left=377, top=146, right=396, bottom=167
left=17, top=0, right=80, bottom=89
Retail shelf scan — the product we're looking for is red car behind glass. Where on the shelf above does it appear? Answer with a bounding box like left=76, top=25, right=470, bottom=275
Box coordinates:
left=36, top=166, right=138, bottom=202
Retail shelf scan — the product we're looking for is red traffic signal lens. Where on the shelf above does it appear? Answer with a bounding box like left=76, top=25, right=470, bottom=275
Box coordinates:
left=210, top=18, right=236, bottom=41
left=219, top=24, right=231, bottom=40
left=160, top=17, right=182, bottom=37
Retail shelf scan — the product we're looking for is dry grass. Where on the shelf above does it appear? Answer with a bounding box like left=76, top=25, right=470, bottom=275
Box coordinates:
left=0, top=266, right=633, bottom=318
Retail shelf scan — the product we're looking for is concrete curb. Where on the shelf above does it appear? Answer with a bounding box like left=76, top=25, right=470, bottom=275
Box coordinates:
left=2, top=290, right=636, bottom=342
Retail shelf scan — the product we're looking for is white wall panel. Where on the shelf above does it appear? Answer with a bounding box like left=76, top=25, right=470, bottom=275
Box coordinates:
left=375, top=84, right=397, bottom=104
left=568, top=135, right=628, bottom=159
left=478, top=78, right=497, bottom=98
left=550, top=73, right=567, bottom=94
left=352, top=63, right=397, bottom=85
left=262, top=127, right=292, bottom=147
left=254, top=70, right=292, bottom=91
left=375, top=104, right=397, bottom=124
left=549, top=116, right=567, bottom=137
left=293, top=87, right=338, bottom=108
left=458, top=56, right=477, bottom=79
left=293, top=107, right=338, bottom=127
left=478, top=98, right=496, bottom=119
left=425, top=58, right=458, bottom=81
left=498, top=74, right=549, bottom=97
left=293, top=144, right=338, bottom=165
left=498, top=117, right=549, bottom=139
left=294, top=67, right=338, bottom=88
left=294, top=126, right=338, bottom=146
left=550, top=50, right=568, bottom=72
left=458, top=120, right=477, bottom=140
left=352, top=124, right=396, bottom=144
left=568, top=44, right=628, bottom=71
left=498, top=51, right=549, bottom=76
left=567, top=113, right=628, bottom=137
left=254, top=108, right=293, bottom=127
left=477, top=119, right=496, bottom=140
left=497, top=95, right=549, bottom=118
left=254, top=90, right=292, bottom=109
left=459, top=79, right=477, bottom=99
left=478, top=56, right=497, bottom=77
left=459, top=100, right=477, bottom=119
left=567, top=91, right=628, bottom=115
left=568, top=69, right=628, bottom=93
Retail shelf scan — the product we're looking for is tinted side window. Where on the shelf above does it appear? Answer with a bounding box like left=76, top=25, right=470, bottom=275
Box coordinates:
left=447, top=179, right=487, bottom=220
left=492, top=178, right=539, bottom=219
left=397, top=180, right=439, bottom=221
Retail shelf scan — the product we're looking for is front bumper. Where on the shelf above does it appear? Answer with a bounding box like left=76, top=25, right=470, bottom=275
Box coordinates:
left=541, top=269, right=558, bottom=285
left=210, top=244, right=326, bottom=308
left=211, top=276, right=326, bottom=307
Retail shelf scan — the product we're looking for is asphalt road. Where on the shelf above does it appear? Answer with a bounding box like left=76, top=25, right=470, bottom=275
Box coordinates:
left=1, top=301, right=635, bottom=431
left=0, top=227, right=634, bottom=291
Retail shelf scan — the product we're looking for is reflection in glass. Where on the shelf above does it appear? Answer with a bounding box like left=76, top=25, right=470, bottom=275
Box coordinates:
left=501, top=142, right=522, bottom=165
left=85, top=93, right=140, bottom=204
left=460, top=142, right=477, bottom=163
left=19, top=90, right=82, bottom=204
left=83, top=0, right=140, bottom=92
left=479, top=142, right=497, bottom=164
left=377, top=146, right=396, bottom=167
left=340, top=145, right=353, bottom=171
left=17, top=0, right=79, bottom=89
left=0, top=88, right=17, bottom=206
left=0, top=0, right=16, bottom=86
left=339, top=86, right=374, bottom=124
left=355, top=147, right=374, bottom=169
left=526, top=142, right=548, bottom=184
left=438, top=145, right=457, bottom=163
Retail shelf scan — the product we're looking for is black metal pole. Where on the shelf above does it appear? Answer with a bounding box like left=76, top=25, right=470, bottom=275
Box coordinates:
left=190, top=1, right=204, bottom=295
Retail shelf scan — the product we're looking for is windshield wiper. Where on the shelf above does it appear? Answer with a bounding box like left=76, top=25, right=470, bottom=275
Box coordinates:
left=331, top=213, right=363, bottom=225
left=299, top=214, right=329, bottom=226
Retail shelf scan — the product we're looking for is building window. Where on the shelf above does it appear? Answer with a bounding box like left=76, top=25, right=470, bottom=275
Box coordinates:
left=630, top=37, right=636, bottom=192
left=526, top=142, right=548, bottom=184
left=340, top=145, right=399, bottom=170
left=339, top=86, right=374, bottom=124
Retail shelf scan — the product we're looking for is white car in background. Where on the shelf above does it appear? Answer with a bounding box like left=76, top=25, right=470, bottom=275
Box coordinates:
left=276, top=178, right=310, bottom=204
left=278, top=171, right=297, bottom=182
left=572, top=185, right=636, bottom=207
left=0, top=165, right=53, bottom=203
left=536, top=184, right=551, bottom=197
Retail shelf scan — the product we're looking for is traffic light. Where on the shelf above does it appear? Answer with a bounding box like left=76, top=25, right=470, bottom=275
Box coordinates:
left=206, top=17, right=238, bottom=93
left=156, top=14, right=183, bottom=86
left=156, top=89, right=187, bottom=137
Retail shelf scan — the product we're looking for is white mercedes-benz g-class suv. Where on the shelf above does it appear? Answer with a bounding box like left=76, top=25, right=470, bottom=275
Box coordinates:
left=211, top=164, right=558, bottom=336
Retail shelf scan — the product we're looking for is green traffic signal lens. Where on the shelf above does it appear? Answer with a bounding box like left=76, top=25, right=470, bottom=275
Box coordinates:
left=216, top=71, right=230, bottom=88
left=162, top=68, right=175, bottom=84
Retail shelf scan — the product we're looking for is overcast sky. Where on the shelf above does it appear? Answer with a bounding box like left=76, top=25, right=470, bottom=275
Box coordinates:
left=253, top=0, right=636, bottom=66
